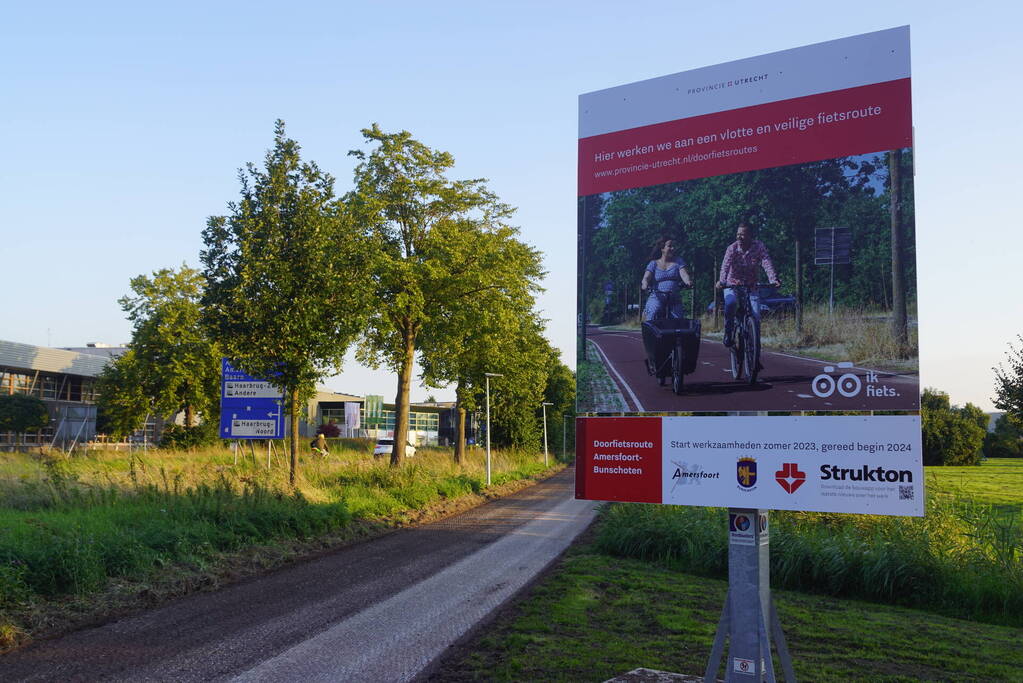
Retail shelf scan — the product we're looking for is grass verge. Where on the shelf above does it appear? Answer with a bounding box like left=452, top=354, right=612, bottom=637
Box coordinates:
left=577, top=340, right=628, bottom=413
left=429, top=545, right=1023, bottom=682
left=0, top=446, right=562, bottom=651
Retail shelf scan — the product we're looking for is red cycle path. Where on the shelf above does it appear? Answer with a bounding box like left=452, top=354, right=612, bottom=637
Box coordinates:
left=584, top=326, right=918, bottom=412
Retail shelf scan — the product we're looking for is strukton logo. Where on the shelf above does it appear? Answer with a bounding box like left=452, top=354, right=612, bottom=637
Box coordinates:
left=775, top=463, right=806, bottom=493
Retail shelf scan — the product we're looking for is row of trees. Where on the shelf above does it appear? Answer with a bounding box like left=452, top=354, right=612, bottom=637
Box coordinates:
left=99, top=121, right=573, bottom=484
left=582, top=150, right=916, bottom=351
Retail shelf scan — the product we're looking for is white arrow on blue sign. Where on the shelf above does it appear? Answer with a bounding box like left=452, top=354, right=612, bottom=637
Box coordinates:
left=220, top=359, right=285, bottom=439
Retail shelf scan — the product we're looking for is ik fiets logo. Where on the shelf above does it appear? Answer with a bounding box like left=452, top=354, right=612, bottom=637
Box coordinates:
left=811, top=363, right=899, bottom=399
left=775, top=463, right=806, bottom=494
left=736, top=457, right=757, bottom=490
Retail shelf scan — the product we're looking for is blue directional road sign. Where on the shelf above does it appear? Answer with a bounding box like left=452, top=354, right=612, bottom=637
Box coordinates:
left=219, top=359, right=284, bottom=439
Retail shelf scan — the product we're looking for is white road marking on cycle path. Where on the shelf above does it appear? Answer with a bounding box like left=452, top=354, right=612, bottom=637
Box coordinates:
left=588, top=337, right=646, bottom=412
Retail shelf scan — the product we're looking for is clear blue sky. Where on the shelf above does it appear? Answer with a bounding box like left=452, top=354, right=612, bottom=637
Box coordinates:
left=2, top=1, right=1019, bottom=410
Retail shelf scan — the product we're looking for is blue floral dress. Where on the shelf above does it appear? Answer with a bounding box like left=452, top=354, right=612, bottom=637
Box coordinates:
left=643, top=259, right=686, bottom=320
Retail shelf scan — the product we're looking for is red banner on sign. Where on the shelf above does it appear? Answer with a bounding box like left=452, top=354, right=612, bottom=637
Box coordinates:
left=578, top=78, right=911, bottom=196
left=576, top=417, right=662, bottom=503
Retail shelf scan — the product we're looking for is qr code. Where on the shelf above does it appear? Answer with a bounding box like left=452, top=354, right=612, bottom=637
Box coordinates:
left=899, top=485, right=914, bottom=500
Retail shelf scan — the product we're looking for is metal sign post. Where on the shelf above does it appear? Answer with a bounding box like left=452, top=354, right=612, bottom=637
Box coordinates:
left=705, top=509, right=795, bottom=682
left=814, top=227, right=852, bottom=316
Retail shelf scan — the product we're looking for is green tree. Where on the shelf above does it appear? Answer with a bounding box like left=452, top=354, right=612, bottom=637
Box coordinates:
left=538, top=354, right=575, bottom=462
left=984, top=414, right=1023, bottom=458
left=0, top=394, right=49, bottom=445
left=347, top=125, right=523, bottom=466
left=201, top=120, right=371, bottom=485
left=98, top=266, right=220, bottom=440
left=921, top=388, right=985, bottom=466
left=96, top=349, right=150, bottom=437
left=994, top=335, right=1023, bottom=427
left=417, top=220, right=545, bottom=463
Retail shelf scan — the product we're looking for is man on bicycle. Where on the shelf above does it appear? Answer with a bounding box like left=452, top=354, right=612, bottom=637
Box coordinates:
left=716, top=222, right=780, bottom=348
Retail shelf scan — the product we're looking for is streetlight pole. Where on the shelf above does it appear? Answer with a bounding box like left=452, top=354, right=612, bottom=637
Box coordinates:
left=484, top=373, right=502, bottom=486
left=563, top=414, right=569, bottom=459
left=541, top=402, right=553, bottom=467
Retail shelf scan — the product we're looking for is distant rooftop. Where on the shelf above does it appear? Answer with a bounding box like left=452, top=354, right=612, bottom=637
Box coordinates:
left=60, top=342, right=129, bottom=359
left=0, top=340, right=111, bottom=377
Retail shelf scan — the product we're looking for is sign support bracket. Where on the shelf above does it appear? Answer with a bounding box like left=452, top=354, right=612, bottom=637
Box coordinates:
left=703, top=508, right=795, bottom=682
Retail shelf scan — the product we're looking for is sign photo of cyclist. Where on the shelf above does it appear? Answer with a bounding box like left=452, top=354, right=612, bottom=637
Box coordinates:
left=577, top=26, right=919, bottom=413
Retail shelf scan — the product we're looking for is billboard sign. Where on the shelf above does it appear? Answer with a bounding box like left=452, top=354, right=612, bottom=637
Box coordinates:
left=575, top=416, right=923, bottom=516
left=578, top=27, right=918, bottom=414
left=219, top=359, right=284, bottom=439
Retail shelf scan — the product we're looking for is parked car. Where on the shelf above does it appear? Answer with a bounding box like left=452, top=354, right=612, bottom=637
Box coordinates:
left=373, top=438, right=416, bottom=458
left=707, top=285, right=796, bottom=315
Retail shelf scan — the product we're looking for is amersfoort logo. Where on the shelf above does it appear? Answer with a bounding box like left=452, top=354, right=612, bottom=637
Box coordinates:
left=687, top=73, right=768, bottom=95
left=670, top=461, right=720, bottom=492
left=775, top=463, right=806, bottom=494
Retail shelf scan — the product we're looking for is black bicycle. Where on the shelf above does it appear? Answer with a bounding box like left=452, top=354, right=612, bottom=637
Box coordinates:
left=641, top=286, right=701, bottom=394
left=722, top=284, right=762, bottom=385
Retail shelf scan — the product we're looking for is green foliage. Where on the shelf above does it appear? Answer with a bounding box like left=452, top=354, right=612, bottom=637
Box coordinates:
left=347, top=124, right=544, bottom=464
left=158, top=422, right=220, bottom=450
left=438, top=551, right=1023, bottom=682
left=95, top=350, right=149, bottom=437
left=921, top=388, right=986, bottom=466
left=583, top=152, right=915, bottom=330
left=984, top=415, right=1023, bottom=458
left=98, top=265, right=220, bottom=437
left=0, top=446, right=552, bottom=610
left=0, top=477, right=350, bottom=602
left=594, top=494, right=1023, bottom=627
left=0, top=394, right=49, bottom=436
left=201, top=120, right=371, bottom=481
left=994, top=335, right=1023, bottom=427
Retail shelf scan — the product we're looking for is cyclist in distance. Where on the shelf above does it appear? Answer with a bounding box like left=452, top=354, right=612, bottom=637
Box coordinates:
left=641, top=235, right=692, bottom=320
left=716, top=222, right=781, bottom=347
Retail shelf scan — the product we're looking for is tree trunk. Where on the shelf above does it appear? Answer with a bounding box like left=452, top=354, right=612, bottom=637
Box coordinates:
left=454, top=383, right=466, bottom=465
left=289, top=387, right=299, bottom=486
left=794, top=234, right=803, bottom=337
left=184, top=404, right=194, bottom=429
left=455, top=405, right=467, bottom=465
left=889, top=149, right=908, bottom=355
left=391, top=329, right=416, bottom=467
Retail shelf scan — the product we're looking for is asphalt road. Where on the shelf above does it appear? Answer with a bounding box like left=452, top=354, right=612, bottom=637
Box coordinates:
left=586, top=326, right=919, bottom=412
left=0, top=468, right=597, bottom=682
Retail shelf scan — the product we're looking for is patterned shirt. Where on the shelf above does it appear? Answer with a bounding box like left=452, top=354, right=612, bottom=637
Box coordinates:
left=718, top=239, right=778, bottom=287
left=646, top=259, right=687, bottom=292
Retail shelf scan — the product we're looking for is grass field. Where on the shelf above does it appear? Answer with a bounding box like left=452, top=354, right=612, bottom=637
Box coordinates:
left=431, top=548, right=1023, bottom=682
left=0, top=443, right=559, bottom=650
left=433, top=459, right=1023, bottom=681
left=926, top=457, right=1023, bottom=509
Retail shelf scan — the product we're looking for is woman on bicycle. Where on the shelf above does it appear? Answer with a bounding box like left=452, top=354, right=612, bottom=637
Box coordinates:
left=641, top=236, right=692, bottom=320
left=716, top=222, right=780, bottom=347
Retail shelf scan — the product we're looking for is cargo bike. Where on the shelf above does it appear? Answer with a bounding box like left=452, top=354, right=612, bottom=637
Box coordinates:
left=641, top=286, right=701, bottom=394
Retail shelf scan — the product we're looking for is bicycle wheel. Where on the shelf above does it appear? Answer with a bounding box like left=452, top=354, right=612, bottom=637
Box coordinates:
left=671, top=341, right=684, bottom=394
left=729, top=333, right=742, bottom=380
left=744, top=316, right=760, bottom=385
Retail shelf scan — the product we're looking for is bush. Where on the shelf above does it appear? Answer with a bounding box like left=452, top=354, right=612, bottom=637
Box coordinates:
left=921, top=388, right=985, bottom=465
left=984, top=414, right=1023, bottom=458
left=317, top=422, right=341, bottom=438
left=159, top=422, right=220, bottom=450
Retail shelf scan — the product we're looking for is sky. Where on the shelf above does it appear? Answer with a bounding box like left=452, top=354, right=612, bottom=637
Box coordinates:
left=2, top=1, right=1020, bottom=411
